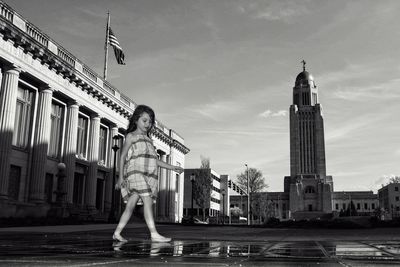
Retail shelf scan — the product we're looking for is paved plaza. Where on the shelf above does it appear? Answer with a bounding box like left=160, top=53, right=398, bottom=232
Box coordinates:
left=0, top=223, right=400, bottom=266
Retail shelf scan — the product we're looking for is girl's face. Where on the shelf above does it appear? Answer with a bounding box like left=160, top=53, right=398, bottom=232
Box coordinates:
left=136, top=112, right=152, bottom=134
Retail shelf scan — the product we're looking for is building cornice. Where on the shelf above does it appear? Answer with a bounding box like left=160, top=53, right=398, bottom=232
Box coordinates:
left=0, top=2, right=133, bottom=119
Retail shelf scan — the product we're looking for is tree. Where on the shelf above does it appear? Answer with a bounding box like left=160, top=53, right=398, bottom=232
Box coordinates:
left=192, top=156, right=213, bottom=221
left=236, top=168, right=268, bottom=221
left=389, top=176, right=400, bottom=184
left=251, top=193, right=269, bottom=223
left=230, top=206, right=243, bottom=217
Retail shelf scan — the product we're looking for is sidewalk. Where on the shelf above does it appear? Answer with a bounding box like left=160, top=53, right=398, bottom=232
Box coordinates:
left=0, top=224, right=400, bottom=266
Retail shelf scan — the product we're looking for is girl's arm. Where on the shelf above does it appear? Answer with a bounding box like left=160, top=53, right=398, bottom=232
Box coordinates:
left=156, top=159, right=184, bottom=174
left=115, top=133, right=134, bottom=189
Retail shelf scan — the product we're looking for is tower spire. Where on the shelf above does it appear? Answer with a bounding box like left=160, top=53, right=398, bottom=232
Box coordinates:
left=301, top=59, right=306, bottom=71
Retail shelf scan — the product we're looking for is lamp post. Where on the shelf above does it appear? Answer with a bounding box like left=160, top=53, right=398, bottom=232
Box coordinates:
left=221, top=188, right=225, bottom=225
left=108, top=135, right=120, bottom=223
left=245, top=164, right=250, bottom=225
left=190, top=173, right=196, bottom=224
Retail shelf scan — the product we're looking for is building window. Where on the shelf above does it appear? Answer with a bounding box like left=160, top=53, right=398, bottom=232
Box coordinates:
left=96, top=177, right=105, bottom=211
left=45, top=173, right=54, bottom=203
left=312, top=93, right=317, bottom=105
left=395, top=187, right=399, bottom=192
left=98, top=126, right=108, bottom=166
left=396, top=196, right=400, bottom=201
left=335, top=203, right=339, bottom=210
left=357, top=203, right=360, bottom=210
left=76, top=115, right=89, bottom=158
left=12, top=86, right=34, bottom=148
left=305, top=186, right=315, bottom=193
left=73, top=173, right=85, bottom=205
left=364, top=203, right=368, bottom=210
left=8, top=165, right=21, bottom=200
left=342, top=203, right=346, bottom=210
left=372, top=203, right=375, bottom=210
left=48, top=103, right=64, bottom=158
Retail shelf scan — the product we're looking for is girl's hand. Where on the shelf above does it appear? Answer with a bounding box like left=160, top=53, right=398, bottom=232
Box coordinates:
left=115, top=179, right=125, bottom=190
left=173, top=166, right=184, bottom=174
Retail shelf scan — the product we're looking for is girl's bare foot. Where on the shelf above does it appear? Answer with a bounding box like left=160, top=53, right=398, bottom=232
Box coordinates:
left=113, top=233, right=128, bottom=242
left=151, top=233, right=171, bottom=242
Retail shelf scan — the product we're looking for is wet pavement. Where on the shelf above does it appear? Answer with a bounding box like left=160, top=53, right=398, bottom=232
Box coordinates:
left=0, top=224, right=400, bottom=266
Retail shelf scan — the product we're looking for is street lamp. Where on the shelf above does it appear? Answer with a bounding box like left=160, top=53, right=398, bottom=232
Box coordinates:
left=108, top=134, right=120, bottom=223
left=245, top=164, right=250, bottom=225
left=190, top=173, right=196, bottom=224
left=221, top=188, right=225, bottom=225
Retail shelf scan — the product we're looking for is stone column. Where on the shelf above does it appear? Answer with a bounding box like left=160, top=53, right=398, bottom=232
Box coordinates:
left=29, top=85, right=54, bottom=203
left=104, top=125, right=118, bottom=213
left=85, top=114, right=100, bottom=210
left=0, top=66, right=21, bottom=200
left=64, top=101, right=79, bottom=204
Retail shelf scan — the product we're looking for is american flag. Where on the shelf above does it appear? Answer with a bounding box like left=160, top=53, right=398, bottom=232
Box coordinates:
left=108, top=28, right=125, bottom=65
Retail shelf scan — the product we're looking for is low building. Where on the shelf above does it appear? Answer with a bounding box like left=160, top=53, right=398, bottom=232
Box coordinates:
left=378, top=183, right=400, bottom=218
left=332, top=191, right=378, bottom=216
left=183, top=168, right=222, bottom=220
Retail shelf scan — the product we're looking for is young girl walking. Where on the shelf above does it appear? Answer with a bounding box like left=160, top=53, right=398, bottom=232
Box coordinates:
left=113, top=105, right=183, bottom=242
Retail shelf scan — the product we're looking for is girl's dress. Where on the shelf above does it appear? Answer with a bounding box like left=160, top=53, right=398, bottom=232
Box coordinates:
left=120, top=134, right=158, bottom=202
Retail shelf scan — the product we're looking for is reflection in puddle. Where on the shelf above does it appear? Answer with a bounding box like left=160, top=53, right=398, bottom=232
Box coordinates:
left=108, top=240, right=400, bottom=260
left=265, top=242, right=325, bottom=258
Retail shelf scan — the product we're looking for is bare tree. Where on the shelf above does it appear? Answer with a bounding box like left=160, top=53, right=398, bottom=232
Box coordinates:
left=236, top=168, right=268, bottom=221
left=192, top=156, right=213, bottom=221
left=236, top=168, right=268, bottom=194
left=389, top=176, right=400, bottom=184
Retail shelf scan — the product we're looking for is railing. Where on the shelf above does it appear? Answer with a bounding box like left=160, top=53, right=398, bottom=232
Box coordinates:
left=0, top=3, right=13, bottom=22
left=120, top=94, right=131, bottom=107
left=57, top=47, right=75, bottom=67
left=103, top=82, right=116, bottom=96
left=26, top=23, right=48, bottom=47
left=82, top=65, right=97, bottom=82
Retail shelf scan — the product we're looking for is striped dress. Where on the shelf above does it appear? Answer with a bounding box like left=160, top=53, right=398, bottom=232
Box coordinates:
left=120, top=134, right=158, bottom=202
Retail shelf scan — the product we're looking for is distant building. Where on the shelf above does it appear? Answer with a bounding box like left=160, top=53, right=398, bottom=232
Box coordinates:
left=284, top=63, right=333, bottom=220
left=183, top=168, right=222, bottom=219
left=0, top=2, right=189, bottom=222
left=378, top=183, right=400, bottom=218
left=332, top=191, right=378, bottom=215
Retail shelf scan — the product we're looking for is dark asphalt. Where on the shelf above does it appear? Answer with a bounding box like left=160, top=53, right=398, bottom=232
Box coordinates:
left=0, top=223, right=400, bottom=266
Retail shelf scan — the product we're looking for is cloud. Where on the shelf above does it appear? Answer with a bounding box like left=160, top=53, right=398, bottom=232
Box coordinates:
left=332, top=78, right=400, bottom=101
left=237, top=0, right=310, bottom=23
left=325, top=115, right=375, bottom=142
left=259, top=109, right=287, bottom=118
left=187, top=101, right=239, bottom=121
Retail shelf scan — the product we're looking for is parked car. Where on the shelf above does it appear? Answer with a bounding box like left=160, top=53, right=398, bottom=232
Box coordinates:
left=181, top=216, right=209, bottom=225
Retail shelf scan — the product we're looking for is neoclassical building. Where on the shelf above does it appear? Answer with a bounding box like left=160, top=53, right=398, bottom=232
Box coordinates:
left=0, top=2, right=189, bottom=222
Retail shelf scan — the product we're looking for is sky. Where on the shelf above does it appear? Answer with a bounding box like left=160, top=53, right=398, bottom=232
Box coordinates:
left=7, top=0, right=400, bottom=192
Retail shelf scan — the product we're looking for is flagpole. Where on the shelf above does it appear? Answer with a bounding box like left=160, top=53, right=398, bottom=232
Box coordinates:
left=103, top=11, right=110, bottom=80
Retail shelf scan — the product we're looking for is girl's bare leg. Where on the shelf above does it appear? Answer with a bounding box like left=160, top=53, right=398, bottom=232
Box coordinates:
left=142, top=196, right=171, bottom=242
left=113, top=193, right=140, bottom=242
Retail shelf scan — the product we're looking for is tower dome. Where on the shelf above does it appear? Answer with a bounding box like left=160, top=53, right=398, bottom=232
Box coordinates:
left=296, top=71, right=314, bottom=83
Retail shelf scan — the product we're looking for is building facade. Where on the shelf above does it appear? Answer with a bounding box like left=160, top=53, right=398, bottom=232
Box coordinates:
left=183, top=168, right=222, bottom=219
left=378, top=183, right=400, bottom=218
left=0, top=2, right=189, bottom=222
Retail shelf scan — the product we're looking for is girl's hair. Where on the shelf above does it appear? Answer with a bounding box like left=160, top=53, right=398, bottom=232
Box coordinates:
left=126, top=105, right=155, bottom=137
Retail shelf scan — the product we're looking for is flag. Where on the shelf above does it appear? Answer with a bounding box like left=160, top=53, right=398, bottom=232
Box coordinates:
left=108, top=28, right=125, bottom=65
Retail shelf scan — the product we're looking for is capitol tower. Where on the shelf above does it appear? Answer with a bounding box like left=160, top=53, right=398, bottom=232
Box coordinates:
left=284, top=61, right=333, bottom=219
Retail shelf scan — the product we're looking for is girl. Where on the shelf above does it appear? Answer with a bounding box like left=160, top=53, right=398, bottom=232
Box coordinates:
left=113, top=105, right=184, bottom=242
